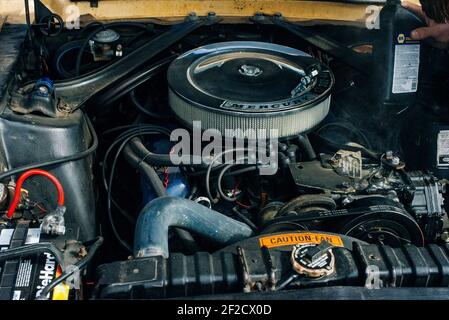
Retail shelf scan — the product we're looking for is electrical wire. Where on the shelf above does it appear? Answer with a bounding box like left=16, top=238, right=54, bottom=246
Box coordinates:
left=317, top=121, right=372, bottom=149
left=275, top=273, right=299, bottom=291
left=205, top=149, right=250, bottom=205
left=107, top=133, right=163, bottom=251
left=100, top=124, right=155, bottom=136
left=231, top=207, right=258, bottom=231
left=0, top=242, right=65, bottom=270
left=36, top=236, right=104, bottom=300
left=102, top=126, right=171, bottom=193
left=217, top=163, right=245, bottom=202
left=7, top=169, right=65, bottom=219
left=0, top=115, right=98, bottom=182
left=129, top=89, right=171, bottom=119
left=102, top=126, right=171, bottom=251
left=224, top=166, right=258, bottom=177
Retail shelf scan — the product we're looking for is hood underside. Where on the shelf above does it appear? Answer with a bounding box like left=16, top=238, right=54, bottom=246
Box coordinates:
left=3, top=0, right=420, bottom=24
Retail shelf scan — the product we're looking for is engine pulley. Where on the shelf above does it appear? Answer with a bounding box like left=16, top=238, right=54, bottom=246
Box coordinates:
left=337, top=196, right=425, bottom=247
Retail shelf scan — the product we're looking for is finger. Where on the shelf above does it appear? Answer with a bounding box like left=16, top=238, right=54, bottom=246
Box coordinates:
left=401, top=1, right=427, bottom=20
left=411, top=26, right=441, bottom=40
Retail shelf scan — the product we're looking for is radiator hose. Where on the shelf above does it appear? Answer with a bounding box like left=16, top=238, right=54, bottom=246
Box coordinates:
left=134, top=197, right=254, bottom=258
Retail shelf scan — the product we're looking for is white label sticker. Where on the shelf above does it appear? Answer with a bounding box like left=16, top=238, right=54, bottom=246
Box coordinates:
left=15, top=259, right=32, bottom=288
left=25, top=228, right=41, bottom=245
left=12, top=290, right=21, bottom=300
left=437, top=130, right=449, bottom=167
left=392, top=44, right=420, bottom=94
left=0, top=229, right=13, bottom=246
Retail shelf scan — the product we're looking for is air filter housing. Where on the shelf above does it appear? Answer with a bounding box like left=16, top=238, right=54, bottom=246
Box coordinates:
left=167, top=42, right=334, bottom=139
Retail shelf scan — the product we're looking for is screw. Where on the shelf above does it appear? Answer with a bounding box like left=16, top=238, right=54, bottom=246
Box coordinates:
left=187, top=12, right=198, bottom=20
left=38, top=86, right=49, bottom=95
left=442, top=231, right=449, bottom=243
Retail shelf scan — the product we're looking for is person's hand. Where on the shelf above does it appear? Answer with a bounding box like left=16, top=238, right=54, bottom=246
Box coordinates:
left=402, top=1, right=449, bottom=49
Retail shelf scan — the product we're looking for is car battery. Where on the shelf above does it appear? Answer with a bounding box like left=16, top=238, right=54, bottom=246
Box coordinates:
left=0, top=220, right=73, bottom=300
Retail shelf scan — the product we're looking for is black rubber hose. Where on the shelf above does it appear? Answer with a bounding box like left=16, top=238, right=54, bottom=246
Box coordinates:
left=134, top=197, right=254, bottom=258
left=53, top=40, right=85, bottom=79
left=297, top=134, right=317, bottom=160
left=123, top=145, right=199, bottom=253
left=128, top=136, right=208, bottom=168
left=0, top=115, right=98, bottom=182
left=123, top=145, right=166, bottom=197
left=36, top=237, right=104, bottom=300
left=128, top=137, right=172, bottom=167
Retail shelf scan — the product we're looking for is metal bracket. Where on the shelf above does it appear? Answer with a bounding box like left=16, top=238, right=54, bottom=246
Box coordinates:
left=54, top=16, right=214, bottom=111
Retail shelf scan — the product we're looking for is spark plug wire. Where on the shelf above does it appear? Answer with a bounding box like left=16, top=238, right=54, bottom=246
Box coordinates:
left=6, top=169, right=65, bottom=219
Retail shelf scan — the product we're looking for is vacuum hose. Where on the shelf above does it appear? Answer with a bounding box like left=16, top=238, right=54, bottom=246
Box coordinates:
left=134, top=197, right=254, bottom=258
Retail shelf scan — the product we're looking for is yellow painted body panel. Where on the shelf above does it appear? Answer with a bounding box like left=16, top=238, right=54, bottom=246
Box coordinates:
left=39, top=0, right=420, bottom=23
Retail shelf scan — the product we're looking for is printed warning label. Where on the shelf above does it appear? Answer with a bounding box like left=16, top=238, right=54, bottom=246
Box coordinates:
left=259, top=232, right=344, bottom=249
left=437, top=130, right=449, bottom=167
left=392, top=43, right=420, bottom=94
left=15, top=259, right=32, bottom=287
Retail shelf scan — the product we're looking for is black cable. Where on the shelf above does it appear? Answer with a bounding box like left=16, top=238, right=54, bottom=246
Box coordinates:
left=0, top=115, right=98, bottom=182
left=317, top=121, right=372, bottom=149
left=217, top=164, right=258, bottom=202
left=224, top=166, right=258, bottom=177
left=102, top=126, right=170, bottom=193
left=101, top=124, right=171, bottom=137
left=36, top=237, right=104, bottom=300
left=103, top=125, right=202, bottom=253
left=181, top=163, right=228, bottom=177
left=205, top=149, right=249, bottom=204
left=129, top=89, right=171, bottom=119
left=275, top=273, right=299, bottom=291
left=310, top=132, right=380, bottom=160
left=53, top=40, right=85, bottom=79
left=217, top=164, right=242, bottom=202
left=232, top=207, right=258, bottom=231
left=104, top=128, right=171, bottom=252
left=24, top=0, right=32, bottom=42
left=0, top=242, right=65, bottom=269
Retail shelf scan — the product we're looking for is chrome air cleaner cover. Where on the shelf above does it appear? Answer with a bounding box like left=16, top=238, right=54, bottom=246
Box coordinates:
left=167, top=42, right=334, bottom=139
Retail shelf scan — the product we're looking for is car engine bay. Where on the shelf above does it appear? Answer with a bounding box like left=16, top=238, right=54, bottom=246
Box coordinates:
left=1, top=0, right=449, bottom=300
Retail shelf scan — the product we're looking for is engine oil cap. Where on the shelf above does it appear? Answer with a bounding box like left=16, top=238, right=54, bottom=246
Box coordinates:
left=291, top=241, right=335, bottom=278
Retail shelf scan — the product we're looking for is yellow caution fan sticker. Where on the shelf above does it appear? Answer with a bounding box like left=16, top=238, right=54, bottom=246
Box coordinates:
left=259, top=232, right=344, bottom=249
